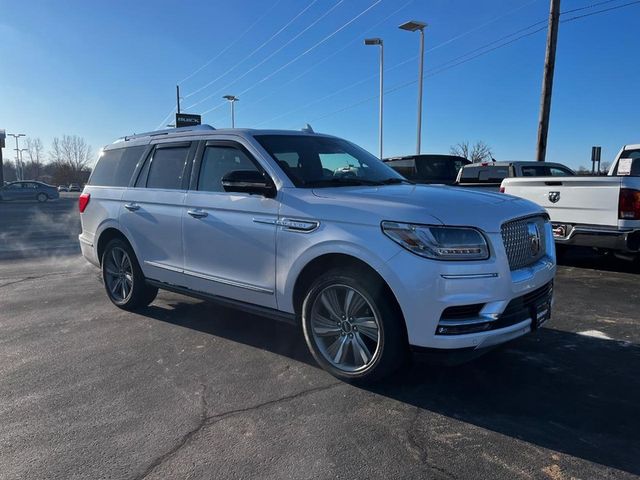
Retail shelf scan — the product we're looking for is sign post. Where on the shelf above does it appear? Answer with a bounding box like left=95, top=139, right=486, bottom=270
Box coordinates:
left=591, top=146, right=602, bottom=174
left=175, top=113, right=201, bottom=128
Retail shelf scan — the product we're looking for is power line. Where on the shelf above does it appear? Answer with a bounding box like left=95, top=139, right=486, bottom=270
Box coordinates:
left=253, top=0, right=544, bottom=122
left=178, top=0, right=284, bottom=85
left=301, top=0, right=640, bottom=126
left=183, top=0, right=320, bottom=100
left=249, top=0, right=415, bottom=110
left=201, top=0, right=383, bottom=116
left=189, top=0, right=345, bottom=112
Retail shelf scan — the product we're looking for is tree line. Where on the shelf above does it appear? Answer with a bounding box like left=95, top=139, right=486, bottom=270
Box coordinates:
left=2, top=135, right=93, bottom=185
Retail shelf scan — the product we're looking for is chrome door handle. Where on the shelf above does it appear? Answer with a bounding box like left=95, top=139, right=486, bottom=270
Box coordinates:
left=124, top=203, right=140, bottom=211
left=187, top=209, right=208, bottom=219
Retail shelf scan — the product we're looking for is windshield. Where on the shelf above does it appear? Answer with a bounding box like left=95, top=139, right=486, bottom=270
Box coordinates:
left=255, top=134, right=408, bottom=187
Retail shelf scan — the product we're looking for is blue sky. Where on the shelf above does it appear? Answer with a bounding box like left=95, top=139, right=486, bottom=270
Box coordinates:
left=1, top=0, right=638, bottom=169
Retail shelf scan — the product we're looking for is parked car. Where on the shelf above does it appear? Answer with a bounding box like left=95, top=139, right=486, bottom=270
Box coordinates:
left=68, top=184, right=81, bottom=192
left=0, top=181, right=59, bottom=202
left=79, top=125, right=555, bottom=382
left=501, top=145, right=640, bottom=258
left=383, top=154, right=470, bottom=185
left=58, top=185, right=69, bottom=192
left=456, top=161, right=575, bottom=190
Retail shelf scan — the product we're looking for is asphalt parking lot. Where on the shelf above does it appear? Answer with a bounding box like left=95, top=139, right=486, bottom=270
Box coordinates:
left=1, top=196, right=639, bottom=480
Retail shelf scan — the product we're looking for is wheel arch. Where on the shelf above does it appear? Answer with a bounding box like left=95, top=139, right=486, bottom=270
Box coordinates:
left=96, top=227, right=135, bottom=266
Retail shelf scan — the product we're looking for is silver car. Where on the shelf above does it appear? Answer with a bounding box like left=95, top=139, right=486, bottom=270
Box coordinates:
left=0, top=181, right=60, bottom=202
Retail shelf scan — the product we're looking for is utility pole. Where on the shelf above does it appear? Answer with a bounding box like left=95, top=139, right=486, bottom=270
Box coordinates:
left=535, top=0, right=561, bottom=162
left=176, top=85, right=181, bottom=114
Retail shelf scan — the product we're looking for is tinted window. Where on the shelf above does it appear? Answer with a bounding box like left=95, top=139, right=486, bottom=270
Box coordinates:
left=478, top=168, right=509, bottom=182
left=146, top=146, right=190, bottom=190
left=256, top=135, right=402, bottom=187
left=613, top=150, right=640, bottom=175
left=89, top=146, right=145, bottom=187
left=198, top=146, right=259, bottom=192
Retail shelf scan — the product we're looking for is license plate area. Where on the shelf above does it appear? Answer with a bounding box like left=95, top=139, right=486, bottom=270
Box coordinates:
left=530, top=289, right=552, bottom=329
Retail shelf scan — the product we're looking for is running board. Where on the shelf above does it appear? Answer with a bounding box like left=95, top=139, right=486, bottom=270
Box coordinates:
left=146, top=279, right=298, bottom=326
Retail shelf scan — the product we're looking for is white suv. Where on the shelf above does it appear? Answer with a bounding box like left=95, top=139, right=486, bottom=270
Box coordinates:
left=79, top=125, right=556, bottom=382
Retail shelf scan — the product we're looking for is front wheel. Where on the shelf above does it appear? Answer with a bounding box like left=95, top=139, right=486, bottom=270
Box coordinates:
left=101, top=238, right=158, bottom=310
left=301, top=269, right=408, bottom=383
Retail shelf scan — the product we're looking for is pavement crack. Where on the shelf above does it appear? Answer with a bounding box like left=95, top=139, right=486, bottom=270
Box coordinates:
left=405, top=406, right=456, bottom=479
left=133, top=381, right=341, bottom=479
left=0, top=271, right=83, bottom=288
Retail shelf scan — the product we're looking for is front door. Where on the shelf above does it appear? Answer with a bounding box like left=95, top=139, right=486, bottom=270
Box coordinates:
left=182, top=140, right=279, bottom=309
left=119, top=141, right=195, bottom=285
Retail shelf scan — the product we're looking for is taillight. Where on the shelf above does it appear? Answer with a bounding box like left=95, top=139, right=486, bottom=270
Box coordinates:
left=79, top=193, right=90, bottom=213
left=619, top=188, right=640, bottom=220
left=499, top=186, right=505, bottom=193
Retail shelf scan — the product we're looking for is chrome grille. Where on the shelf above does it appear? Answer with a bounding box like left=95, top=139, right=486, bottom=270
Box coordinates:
left=501, top=215, right=547, bottom=270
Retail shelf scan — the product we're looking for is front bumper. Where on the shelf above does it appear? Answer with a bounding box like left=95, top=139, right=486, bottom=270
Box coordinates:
left=552, top=223, right=640, bottom=252
left=383, top=229, right=556, bottom=351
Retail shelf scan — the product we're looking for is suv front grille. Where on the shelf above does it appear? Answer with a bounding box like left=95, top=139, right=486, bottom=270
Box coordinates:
left=501, top=215, right=547, bottom=271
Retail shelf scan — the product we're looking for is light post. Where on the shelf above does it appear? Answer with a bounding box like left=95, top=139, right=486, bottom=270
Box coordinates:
left=364, top=38, right=384, bottom=159
left=222, top=95, right=239, bottom=128
left=399, top=20, right=427, bottom=155
left=18, top=148, right=28, bottom=181
left=8, top=133, right=25, bottom=181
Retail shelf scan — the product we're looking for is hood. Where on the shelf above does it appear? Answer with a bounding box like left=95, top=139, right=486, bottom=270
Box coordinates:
left=311, top=184, right=544, bottom=233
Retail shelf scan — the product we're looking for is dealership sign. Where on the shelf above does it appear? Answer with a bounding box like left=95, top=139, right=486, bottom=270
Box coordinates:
left=176, top=113, right=201, bottom=128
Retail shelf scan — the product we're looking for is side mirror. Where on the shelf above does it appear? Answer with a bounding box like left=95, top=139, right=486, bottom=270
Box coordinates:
left=221, top=170, right=276, bottom=197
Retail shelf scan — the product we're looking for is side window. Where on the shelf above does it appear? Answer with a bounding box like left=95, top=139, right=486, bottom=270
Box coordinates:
left=198, top=145, right=260, bottom=192
left=89, top=146, right=145, bottom=187
left=549, top=167, right=571, bottom=176
left=146, top=146, right=190, bottom=190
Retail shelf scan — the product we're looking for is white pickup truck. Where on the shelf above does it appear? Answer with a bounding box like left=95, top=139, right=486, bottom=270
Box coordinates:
left=501, top=144, right=640, bottom=257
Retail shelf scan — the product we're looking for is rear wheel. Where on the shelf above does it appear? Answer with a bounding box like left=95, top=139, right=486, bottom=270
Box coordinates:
left=301, top=269, right=408, bottom=383
left=37, top=193, right=47, bottom=203
left=101, top=238, right=158, bottom=310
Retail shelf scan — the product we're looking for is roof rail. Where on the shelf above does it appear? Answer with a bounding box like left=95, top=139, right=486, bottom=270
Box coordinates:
left=123, top=124, right=215, bottom=141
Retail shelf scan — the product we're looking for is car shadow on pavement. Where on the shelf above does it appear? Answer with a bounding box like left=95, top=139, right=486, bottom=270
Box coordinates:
left=142, top=299, right=640, bottom=476
left=557, top=246, right=639, bottom=274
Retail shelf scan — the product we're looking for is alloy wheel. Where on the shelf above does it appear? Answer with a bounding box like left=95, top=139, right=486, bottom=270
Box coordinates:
left=309, top=284, right=381, bottom=373
left=104, top=247, right=134, bottom=302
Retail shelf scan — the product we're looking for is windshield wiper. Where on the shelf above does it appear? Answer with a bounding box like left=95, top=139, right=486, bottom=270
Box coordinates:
left=378, top=177, right=414, bottom=185
left=304, top=178, right=384, bottom=187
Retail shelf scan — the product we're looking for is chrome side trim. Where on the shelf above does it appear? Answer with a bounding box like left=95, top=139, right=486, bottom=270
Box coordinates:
left=144, top=260, right=274, bottom=294
left=183, top=268, right=274, bottom=294
left=440, top=273, right=499, bottom=280
left=252, top=217, right=319, bottom=233
left=144, top=260, right=183, bottom=273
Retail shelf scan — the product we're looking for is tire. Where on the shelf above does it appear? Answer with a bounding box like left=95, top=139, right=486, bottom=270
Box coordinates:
left=101, top=238, right=158, bottom=310
left=301, top=268, right=408, bottom=383
left=37, top=193, right=47, bottom=203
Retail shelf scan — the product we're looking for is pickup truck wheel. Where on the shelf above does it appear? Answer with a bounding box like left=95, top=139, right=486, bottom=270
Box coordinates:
left=302, top=270, right=407, bottom=383
left=101, top=238, right=158, bottom=311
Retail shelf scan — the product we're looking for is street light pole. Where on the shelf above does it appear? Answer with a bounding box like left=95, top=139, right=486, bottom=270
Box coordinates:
left=223, top=95, right=239, bottom=128
left=364, top=38, right=384, bottom=159
left=18, top=148, right=28, bottom=181
left=399, top=20, right=427, bottom=155
left=8, top=133, right=25, bottom=181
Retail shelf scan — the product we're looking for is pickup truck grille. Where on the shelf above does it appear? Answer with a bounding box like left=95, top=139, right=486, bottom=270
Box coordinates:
left=501, top=215, right=547, bottom=270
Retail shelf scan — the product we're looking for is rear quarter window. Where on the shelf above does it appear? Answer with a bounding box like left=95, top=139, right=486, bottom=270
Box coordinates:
left=88, top=146, right=145, bottom=187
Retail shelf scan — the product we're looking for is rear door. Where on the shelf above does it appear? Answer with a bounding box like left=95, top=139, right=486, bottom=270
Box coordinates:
left=182, top=140, right=279, bottom=308
left=503, top=177, right=623, bottom=227
left=120, top=141, right=196, bottom=284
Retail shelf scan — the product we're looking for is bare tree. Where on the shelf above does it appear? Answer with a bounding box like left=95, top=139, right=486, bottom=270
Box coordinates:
left=49, top=135, right=93, bottom=184
left=450, top=140, right=494, bottom=163
left=24, top=137, right=45, bottom=180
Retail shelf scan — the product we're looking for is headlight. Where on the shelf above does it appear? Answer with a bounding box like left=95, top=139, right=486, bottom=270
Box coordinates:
left=381, top=221, right=489, bottom=260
